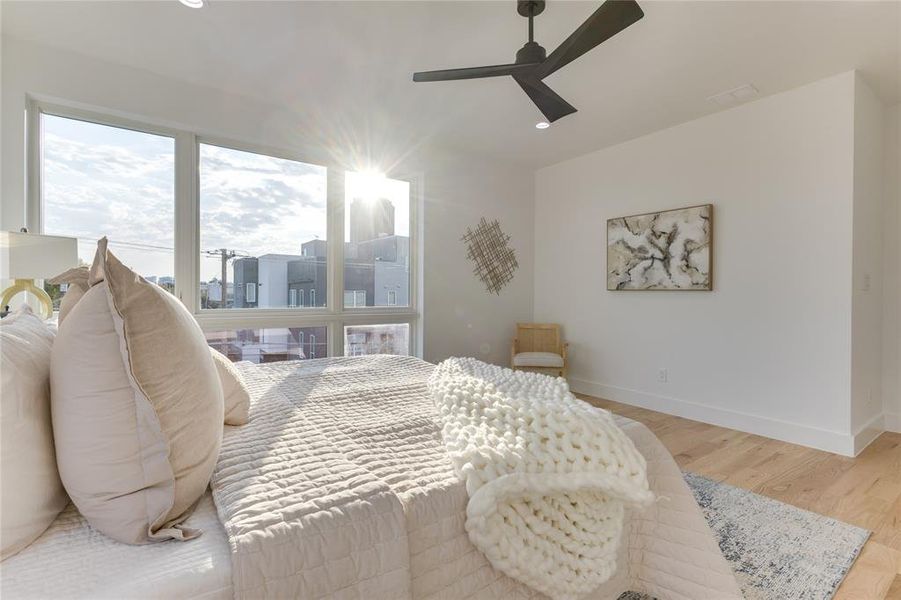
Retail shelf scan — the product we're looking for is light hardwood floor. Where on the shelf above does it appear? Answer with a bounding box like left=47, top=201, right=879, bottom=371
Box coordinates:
left=580, top=395, right=901, bottom=600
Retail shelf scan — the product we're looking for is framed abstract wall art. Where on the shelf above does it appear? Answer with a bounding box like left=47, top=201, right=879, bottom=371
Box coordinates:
left=607, top=204, right=712, bottom=291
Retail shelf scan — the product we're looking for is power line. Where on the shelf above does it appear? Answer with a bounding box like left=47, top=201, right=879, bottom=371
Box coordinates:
left=75, top=236, right=175, bottom=253
left=74, top=236, right=251, bottom=257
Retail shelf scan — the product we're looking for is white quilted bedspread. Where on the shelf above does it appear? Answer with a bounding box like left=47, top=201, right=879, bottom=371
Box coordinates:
left=0, top=493, right=232, bottom=599
left=212, top=356, right=742, bottom=600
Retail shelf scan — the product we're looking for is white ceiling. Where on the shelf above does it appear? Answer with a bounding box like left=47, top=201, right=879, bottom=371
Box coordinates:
left=3, top=1, right=899, bottom=168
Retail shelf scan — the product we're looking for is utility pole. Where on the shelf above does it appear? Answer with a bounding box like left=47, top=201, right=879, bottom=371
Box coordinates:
left=202, top=248, right=244, bottom=308
left=219, top=248, right=234, bottom=307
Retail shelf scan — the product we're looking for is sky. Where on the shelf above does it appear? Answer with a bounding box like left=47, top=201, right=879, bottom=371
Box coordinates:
left=198, top=143, right=327, bottom=281
left=42, top=114, right=176, bottom=278
left=42, top=114, right=410, bottom=284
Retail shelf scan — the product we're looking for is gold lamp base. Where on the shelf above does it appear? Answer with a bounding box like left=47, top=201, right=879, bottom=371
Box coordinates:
left=1, top=279, right=54, bottom=320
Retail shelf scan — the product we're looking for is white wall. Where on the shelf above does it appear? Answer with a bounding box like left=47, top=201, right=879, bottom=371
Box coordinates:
left=420, top=150, right=534, bottom=366
left=535, top=72, right=861, bottom=454
left=0, top=35, right=533, bottom=364
left=884, top=103, right=901, bottom=431
left=850, top=73, right=886, bottom=450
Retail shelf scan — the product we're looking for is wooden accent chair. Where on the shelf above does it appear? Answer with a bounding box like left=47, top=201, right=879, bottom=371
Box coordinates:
left=510, top=323, right=568, bottom=378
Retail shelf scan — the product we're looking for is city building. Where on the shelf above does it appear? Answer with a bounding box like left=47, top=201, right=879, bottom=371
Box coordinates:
left=348, top=197, right=394, bottom=243
left=344, top=235, right=409, bottom=307
left=205, top=326, right=327, bottom=363
left=231, top=198, right=408, bottom=310
left=287, top=239, right=327, bottom=308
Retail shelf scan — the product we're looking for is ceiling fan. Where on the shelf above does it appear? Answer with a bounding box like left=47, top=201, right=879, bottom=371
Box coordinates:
left=413, top=0, right=644, bottom=124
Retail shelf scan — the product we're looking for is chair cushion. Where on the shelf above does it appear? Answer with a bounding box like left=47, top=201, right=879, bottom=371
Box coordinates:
left=513, top=351, right=564, bottom=368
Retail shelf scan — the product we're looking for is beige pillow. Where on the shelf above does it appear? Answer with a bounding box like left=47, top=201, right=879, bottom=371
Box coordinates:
left=209, top=347, right=250, bottom=426
left=49, top=266, right=241, bottom=427
left=0, top=307, right=68, bottom=559
left=47, top=266, right=90, bottom=325
left=50, top=238, right=223, bottom=544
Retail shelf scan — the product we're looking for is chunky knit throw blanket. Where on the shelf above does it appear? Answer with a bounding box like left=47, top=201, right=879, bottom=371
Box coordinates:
left=428, top=358, right=654, bottom=600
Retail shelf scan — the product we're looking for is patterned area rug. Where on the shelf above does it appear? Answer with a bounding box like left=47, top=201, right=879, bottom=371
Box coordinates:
left=621, top=472, right=870, bottom=600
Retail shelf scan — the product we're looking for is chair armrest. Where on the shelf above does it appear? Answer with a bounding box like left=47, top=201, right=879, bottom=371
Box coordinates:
left=511, top=338, right=518, bottom=366
left=561, top=342, right=569, bottom=361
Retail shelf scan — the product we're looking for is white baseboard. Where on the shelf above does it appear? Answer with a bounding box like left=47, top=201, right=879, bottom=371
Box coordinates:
left=884, top=412, right=901, bottom=433
left=569, top=377, right=864, bottom=457
left=852, top=413, right=885, bottom=455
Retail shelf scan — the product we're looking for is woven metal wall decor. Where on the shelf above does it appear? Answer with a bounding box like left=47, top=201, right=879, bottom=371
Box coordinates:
left=461, top=217, right=518, bottom=295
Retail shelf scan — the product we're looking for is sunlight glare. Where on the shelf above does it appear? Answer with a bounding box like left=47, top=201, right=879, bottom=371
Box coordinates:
left=352, top=169, right=389, bottom=204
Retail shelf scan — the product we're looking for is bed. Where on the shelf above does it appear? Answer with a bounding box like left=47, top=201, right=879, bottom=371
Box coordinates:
left=1, top=356, right=741, bottom=600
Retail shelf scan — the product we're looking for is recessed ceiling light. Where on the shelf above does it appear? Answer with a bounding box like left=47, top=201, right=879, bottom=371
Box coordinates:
left=179, top=0, right=204, bottom=8
left=535, top=122, right=550, bottom=130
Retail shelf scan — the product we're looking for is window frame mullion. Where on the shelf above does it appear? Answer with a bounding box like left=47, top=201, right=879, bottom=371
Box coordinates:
left=327, top=167, right=345, bottom=357
left=174, top=131, right=198, bottom=309
left=27, top=97, right=423, bottom=360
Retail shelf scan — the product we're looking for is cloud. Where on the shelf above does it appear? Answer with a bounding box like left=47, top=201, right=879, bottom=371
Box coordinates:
left=198, top=144, right=327, bottom=258
left=43, top=130, right=175, bottom=278
left=41, top=126, right=329, bottom=280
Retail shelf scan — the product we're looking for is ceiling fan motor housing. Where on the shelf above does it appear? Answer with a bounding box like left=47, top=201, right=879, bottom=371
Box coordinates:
left=516, top=41, right=547, bottom=65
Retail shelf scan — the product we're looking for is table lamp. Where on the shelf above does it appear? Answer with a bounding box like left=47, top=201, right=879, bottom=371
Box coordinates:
left=1, top=230, right=78, bottom=319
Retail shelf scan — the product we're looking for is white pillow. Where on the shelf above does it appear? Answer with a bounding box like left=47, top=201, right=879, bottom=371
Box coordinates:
left=209, top=347, right=250, bottom=426
left=0, top=307, right=68, bottom=559
left=50, top=238, right=224, bottom=545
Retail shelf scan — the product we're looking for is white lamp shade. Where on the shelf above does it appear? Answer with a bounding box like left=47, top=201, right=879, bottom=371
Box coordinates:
left=1, top=231, right=78, bottom=279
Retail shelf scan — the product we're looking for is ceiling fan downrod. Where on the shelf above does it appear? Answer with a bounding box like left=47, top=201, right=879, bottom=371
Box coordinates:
left=516, top=0, right=547, bottom=65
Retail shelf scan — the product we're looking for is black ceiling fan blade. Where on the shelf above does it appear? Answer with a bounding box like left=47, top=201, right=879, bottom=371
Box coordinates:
left=513, top=76, right=577, bottom=122
left=535, top=0, right=644, bottom=79
left=413, top=62, right=538, bottom=82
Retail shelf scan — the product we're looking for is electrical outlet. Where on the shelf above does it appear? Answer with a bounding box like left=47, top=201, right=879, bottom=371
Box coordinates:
left=657, top=368, right=668, bottom=383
